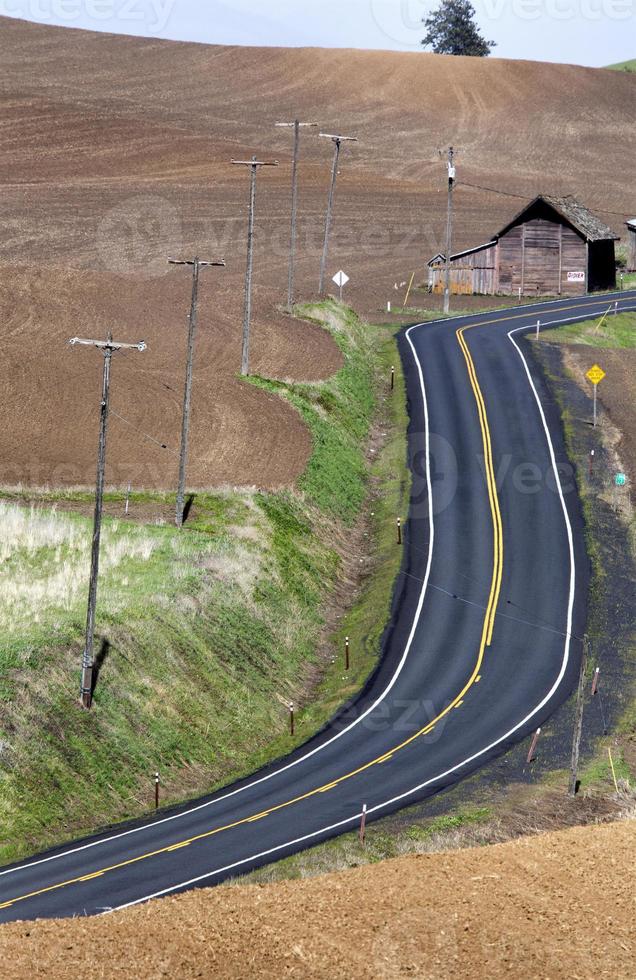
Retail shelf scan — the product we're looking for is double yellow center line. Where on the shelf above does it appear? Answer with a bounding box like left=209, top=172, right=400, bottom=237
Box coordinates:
left=457, top=325, right=504, bottom=648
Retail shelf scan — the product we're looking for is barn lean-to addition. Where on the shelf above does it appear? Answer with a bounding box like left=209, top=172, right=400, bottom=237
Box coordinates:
left=428, top=195, right=619, bottom=297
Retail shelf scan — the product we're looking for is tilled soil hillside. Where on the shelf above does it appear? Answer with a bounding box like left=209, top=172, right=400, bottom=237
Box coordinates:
left=1, top=16, right=635, bottom=489
left=0, top=818, right=633, bottom=978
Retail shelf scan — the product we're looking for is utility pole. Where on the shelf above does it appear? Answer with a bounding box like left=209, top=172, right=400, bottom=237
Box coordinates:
left=443, top=146, right=456, bottom=316
left=275, top=120, right=318, bottom=310
left=318, top=133, right=358, bottom=295
left=232, top=156, right=279, bottom=375
left=568, top=634, right=590, bottom=796
left=168, top=256, right=225, bottom=529
left=69, top=333, right=146, bottom=709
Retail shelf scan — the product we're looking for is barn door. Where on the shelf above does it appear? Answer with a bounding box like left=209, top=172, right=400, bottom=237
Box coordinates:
left=522, top=220, right=561, bottom=295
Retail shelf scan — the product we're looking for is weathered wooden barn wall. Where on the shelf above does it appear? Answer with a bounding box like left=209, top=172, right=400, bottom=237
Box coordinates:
left=627, top=221, right=636, bottom=272
left=497, top=219, right=587, bottom=297
left=428, top=242, right=497, bottom=295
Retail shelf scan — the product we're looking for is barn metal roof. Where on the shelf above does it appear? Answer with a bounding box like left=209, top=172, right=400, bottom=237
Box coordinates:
left=498, top=195, right=619, bottom=242
left=427, top=240, right=497, bottom=266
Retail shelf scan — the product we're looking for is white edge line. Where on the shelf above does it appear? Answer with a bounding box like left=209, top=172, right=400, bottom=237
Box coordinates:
left=0, top=326, right=437, bottom=882
left=5, top=299, right=633, bottom=889
left=108, top=307, right=591, bottom=914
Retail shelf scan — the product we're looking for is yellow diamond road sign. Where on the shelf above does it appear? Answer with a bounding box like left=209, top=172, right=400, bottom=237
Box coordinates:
left=586, top=364, right=606, bottom=386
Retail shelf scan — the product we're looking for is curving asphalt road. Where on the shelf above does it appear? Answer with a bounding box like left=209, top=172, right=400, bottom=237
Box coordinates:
left=2, top=291, right=635, bottom=924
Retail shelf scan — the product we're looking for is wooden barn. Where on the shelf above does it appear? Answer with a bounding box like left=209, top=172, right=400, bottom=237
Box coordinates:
left=428, top=195, right=618, bottom=297
left=626, top=218, right=636, bottom=272
left=428, top=240, right=497, bottom=295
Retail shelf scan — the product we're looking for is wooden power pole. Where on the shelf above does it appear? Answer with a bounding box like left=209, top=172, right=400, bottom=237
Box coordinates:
left=569, top=634, right=590, bottom=796
left=168, top=256, right=225, bottom=529
left=275, top=120, right=318, bottom=311
left=232, top=156, right=278, bottom=376
left=443, top=146, right=456, bottom=316
left=318, top=133, right=358, bottom=295
left=69, top=333, right=146, bottom=709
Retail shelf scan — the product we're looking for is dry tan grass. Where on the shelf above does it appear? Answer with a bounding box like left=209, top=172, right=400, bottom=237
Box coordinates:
left=0, top=502, right=158, bottom=632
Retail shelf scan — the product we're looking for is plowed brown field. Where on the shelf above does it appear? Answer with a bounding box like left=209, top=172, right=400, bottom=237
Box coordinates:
left=1, top=17, right=635, bottom=488
left=1, top=818, right=633, bottom=978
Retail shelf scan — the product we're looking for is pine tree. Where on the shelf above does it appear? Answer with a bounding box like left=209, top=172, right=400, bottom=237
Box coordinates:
left=422, top=0, right=496, bottom=57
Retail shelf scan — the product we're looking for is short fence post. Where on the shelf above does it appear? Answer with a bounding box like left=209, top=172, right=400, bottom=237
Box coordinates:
left=591, top=667, right=600, bottom=697
left=359, top=803, right=367, bottom=845
left=526, top=728, right=541, bottom=764
left=397, top=518, right=402, bottom=546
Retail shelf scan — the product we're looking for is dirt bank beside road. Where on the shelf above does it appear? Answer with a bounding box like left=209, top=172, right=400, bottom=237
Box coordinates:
left=1, top=817, right=634, bottom=979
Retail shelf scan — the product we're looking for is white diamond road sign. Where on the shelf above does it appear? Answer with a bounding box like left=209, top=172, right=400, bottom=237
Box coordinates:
left=333, top=271, right=349, bottom=287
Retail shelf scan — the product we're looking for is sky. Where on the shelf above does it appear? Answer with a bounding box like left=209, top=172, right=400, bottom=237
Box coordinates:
left=0, top=0, right=633, bottom=68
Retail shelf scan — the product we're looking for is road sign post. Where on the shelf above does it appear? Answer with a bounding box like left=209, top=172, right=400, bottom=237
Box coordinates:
left=614, top=472, right=627, bottom=512
left=586, top=364, right=606, bottom=427
left=332, top=270, right=349, bottom=302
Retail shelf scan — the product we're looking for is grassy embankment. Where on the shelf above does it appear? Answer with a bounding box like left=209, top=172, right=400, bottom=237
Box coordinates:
left=536, top=310, right=636, bottom=788
left=545, top=310, right=636, bottom=348
left=0, top=300, right=410, bottom=866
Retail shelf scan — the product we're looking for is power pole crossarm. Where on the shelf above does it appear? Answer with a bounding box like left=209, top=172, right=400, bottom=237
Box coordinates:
left=232, top=156, right=279, bottom=376
left=168, top=257, right=225, bottom=529
left=275, top=121, right=319, bottom=311
left=69, top=332, right=146, bottom=710
left=69, top=338, right=146, bottom=352
left=318, top=133, right=358, bottom=295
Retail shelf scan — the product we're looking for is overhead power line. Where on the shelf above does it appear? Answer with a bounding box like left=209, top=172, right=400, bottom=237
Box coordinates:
left=458, top=179, right=634, bottom=217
